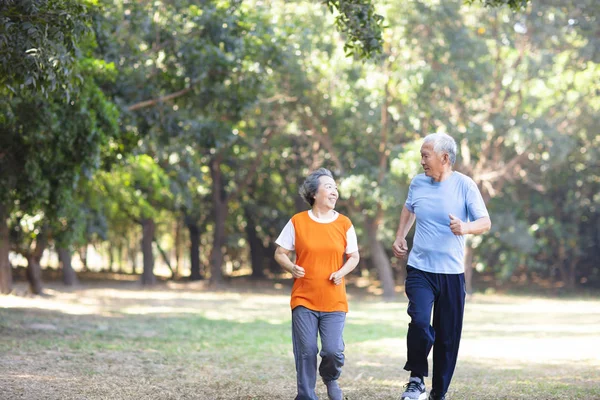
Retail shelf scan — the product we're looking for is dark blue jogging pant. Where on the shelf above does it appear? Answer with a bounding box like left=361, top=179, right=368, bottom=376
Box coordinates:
left=403, top=265, right=466, bottom=398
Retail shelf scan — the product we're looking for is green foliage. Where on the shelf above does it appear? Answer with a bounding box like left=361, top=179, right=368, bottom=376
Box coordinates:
left=0, top=29, right=121, bottom=254
left=97, top=154, right=174, bottom=224
left=323, top=0, right=384, bottom=58
left=0, top=0, right=94, bottom=96
left=465, top=0, right=529, bottom=11
left=390, top=141, right=422, bottom=183
left=1, top=0, right=597, bottom=291
left=0, top=80, right=117, bottom=208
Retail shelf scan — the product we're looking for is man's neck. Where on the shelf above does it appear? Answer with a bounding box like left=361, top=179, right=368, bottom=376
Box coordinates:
left=432, top=168, right=453, bottom=182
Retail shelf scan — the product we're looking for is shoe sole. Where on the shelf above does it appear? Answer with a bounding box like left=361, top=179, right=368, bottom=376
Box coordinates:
left=401, top=394, right=427, bottom=400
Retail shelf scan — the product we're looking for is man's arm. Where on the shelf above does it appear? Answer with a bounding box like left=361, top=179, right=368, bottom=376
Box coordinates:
left=392, top=205, right=416, bottom=258
left=449, top=215, right=491, bottom=235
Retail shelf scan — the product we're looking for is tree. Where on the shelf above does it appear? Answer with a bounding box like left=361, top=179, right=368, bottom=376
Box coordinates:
left=0, top=62, right=119, bottom=293
left=323, top=0, right=530, bottom=59
left=387, top=0, right=599, bottom=291
left=0, top=0, right=91, bottom=96
left=97, top=155, right=174, bottom=285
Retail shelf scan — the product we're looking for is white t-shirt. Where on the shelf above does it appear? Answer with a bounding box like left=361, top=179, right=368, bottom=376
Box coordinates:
left=276, top=210, right=359, bottom=254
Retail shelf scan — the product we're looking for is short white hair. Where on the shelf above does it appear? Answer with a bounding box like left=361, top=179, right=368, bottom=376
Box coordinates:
left=423, top=133, right=457, bottom=165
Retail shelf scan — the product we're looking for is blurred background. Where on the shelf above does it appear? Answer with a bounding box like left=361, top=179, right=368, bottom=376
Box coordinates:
left=1, top=0, right=598, bottom=299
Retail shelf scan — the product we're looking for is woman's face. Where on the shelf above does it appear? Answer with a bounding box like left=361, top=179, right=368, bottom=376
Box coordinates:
left=313, top=175, right=338, bottom=209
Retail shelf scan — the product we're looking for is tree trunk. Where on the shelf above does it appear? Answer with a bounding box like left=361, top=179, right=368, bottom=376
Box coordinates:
left=557, top=248, right=578, bottom=290
left=118, top=241, right=124, bottom=273
left=154, top=236, right=175, bottom=279
left=464, top=239, right=474, bottom=295
left=26, top=255, right=43, bottom=294
left=141, top=218, right=156, bottom=285
left=0, top=204, right=12, bottom=294
left=210, top=206, right=226, bottom=284
left=26, top=231, right=47, bottom=295
left=127, top=234, right=138, bottom=274
left=107, top=242, right=114, bottom=272
left=79, top=245, right=88, bottom=272
left=367, top=60, right=395, bottom=301
left=366, top=217, right=395, bottom=300
left=174, top=219, right=182, bottom=278
left=58, top=247, right=78, bottom=286
left=556, top=241, right=572, bottom=289
left=566, top=258, right=578, bottom=290
left=209, top=157, right=226, bottom=284
left=186, top=216, right=203, bottom=281
left=245, top=207, right=266, bottom=280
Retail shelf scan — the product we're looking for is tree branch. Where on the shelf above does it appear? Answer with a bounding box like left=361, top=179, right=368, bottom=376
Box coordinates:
left=127, top=86, right=194, bottom=111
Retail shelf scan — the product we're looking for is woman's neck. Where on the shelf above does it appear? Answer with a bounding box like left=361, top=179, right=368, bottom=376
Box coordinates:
left=311, top=205, right=335, bottom=219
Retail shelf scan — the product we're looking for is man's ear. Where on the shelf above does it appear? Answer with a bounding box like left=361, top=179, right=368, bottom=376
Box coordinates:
left=442, top=153, right=449, bottom=164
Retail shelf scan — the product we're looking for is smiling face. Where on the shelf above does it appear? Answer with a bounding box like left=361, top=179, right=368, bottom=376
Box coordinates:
left=313, top=175, right=338, bottom=210
left=420, top=142, right=448, bottom=179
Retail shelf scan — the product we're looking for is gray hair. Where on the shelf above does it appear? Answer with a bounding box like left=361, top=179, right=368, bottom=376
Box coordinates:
left=299, top=168, right=334, bottom=207
left=423, top=133, right=457, bottom=165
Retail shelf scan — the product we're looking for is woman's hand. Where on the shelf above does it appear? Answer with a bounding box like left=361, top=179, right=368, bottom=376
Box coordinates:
left=292, top=264, right=305, bottom=279
left=329, top=271, right=344, bottom=285
left=274, top=246, right=305, bottom=279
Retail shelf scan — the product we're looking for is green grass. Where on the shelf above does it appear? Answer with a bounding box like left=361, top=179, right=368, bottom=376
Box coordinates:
left=1, top=282, right=599, bottom=399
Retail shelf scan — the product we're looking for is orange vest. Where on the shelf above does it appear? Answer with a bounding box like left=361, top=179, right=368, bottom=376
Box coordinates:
left=290, top=211, right=352, bottom=312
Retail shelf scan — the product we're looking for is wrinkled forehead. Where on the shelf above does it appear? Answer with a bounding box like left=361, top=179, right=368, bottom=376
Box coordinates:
left=420, top=142, right=435, bottom=153
left=318, top=175, right=336, bottom=187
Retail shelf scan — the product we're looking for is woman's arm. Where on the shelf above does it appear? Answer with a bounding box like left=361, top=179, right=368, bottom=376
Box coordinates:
left=274, top=245, right=305, bottom=278
left=329, top=251, right=360, bottom=285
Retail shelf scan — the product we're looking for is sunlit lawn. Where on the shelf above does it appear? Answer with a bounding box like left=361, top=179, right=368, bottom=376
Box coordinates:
left=1, top=280, right=599, bottom=400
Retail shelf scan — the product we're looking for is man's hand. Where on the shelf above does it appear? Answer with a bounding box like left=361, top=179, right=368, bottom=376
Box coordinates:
left=329, top=271, right=344, bottom=286
left=291, top=264, right=305, bottom=279
left=449, top=214, right=468, bottom=235
left=392, top=237, right=409, bottom=258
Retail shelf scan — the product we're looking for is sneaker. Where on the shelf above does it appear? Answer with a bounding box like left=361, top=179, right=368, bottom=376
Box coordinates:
left=324, top=379, right=343, bottom=400
left=401, top=376, right=427, bottom=400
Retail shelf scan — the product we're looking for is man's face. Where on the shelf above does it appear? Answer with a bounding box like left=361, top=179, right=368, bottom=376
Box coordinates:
left=420, top=142, right=446, bottom=178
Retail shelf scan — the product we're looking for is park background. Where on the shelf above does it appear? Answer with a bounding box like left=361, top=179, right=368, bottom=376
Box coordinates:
left=1, top=0, right=599, bottom=399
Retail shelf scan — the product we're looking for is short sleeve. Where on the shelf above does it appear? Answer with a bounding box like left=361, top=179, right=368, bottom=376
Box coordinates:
left=405, top=179, right=415, bottom=213
left=466, top=181, right=489, bottom=221
left=345, top=225, right=359, bottom=254
left=275, top=219, right=295, bottom=251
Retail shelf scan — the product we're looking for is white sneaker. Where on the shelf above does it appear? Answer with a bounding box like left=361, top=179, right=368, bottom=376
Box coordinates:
left=401, top=376, right=427, bottom=400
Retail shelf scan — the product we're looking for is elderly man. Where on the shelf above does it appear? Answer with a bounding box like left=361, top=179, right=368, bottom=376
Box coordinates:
left=392, top=133, right=491, bottom=400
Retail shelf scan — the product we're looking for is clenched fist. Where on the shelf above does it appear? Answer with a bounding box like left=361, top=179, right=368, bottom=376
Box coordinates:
left=392, top=237, right=409, bottom=258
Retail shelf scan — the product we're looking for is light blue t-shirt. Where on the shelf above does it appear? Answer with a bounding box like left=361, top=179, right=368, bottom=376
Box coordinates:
left=405, top=171, right=489, bottom=274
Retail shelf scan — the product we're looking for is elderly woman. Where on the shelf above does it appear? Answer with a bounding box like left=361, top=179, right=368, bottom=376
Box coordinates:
left=274, top=168, right=360, bottom=400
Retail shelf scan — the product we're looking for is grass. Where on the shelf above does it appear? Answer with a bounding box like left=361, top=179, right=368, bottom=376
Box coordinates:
left=0, top=280, right=599, bottom=400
